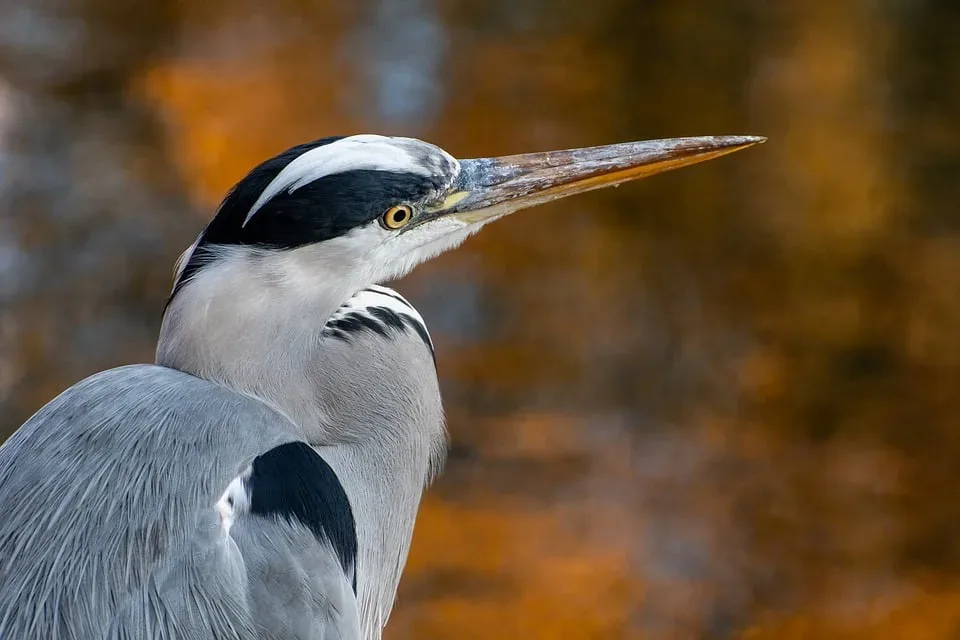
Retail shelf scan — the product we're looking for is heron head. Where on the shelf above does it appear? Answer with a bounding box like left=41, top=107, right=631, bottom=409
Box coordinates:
left=171, top=133, right=763, bottom=302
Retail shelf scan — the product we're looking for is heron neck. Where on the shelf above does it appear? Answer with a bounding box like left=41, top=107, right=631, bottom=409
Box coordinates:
left=156, top=247, right=445, bottom=639
left=156, top=246, right=357, bottom=395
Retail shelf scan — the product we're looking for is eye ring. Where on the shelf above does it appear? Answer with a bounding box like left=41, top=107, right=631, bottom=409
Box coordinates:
left=381, top=205, right=414, bottom=230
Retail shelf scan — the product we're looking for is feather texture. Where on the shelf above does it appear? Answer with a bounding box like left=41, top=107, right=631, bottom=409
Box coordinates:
left=0, top=283, right=445, bottom=640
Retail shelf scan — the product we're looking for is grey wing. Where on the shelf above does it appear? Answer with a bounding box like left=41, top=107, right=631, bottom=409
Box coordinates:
left=0, top=364, right=358, bottom=640
left=233, top=519, right=360, bottom=640
left=107, top=504, right=360, bottom=640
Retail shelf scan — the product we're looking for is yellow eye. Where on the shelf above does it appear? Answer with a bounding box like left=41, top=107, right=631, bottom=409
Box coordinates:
left=381, top=205, right=413, bottom=230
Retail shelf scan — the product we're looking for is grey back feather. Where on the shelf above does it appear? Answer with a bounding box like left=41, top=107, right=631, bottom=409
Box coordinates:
left=0, top=365, right=299, bottom=638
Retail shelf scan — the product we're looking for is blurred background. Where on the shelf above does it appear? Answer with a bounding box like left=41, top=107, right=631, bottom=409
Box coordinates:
left=1, top=1, right=959, bottom=637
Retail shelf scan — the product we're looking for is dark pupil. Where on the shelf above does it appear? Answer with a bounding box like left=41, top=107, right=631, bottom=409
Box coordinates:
left=392, top=209, right=408, bottom=224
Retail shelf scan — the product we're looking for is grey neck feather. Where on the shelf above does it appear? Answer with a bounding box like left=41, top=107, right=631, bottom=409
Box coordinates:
left=157, top=245, right=358, bottom=406
left=156, top=246, right=447, bottom=639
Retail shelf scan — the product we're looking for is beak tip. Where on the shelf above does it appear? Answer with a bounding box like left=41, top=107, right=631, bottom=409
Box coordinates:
left=692, top=134, right=767, bottom=158
left=741, top=135, right=767, bottom=146
left=716, top=134, right=766, bottom=147
left=658, top=135, right=766, bottom=157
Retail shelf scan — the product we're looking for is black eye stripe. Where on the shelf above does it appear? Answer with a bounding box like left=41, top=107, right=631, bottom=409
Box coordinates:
left=168, top=142, right=452, bottom=303
left=165, top=133, right=461, bottom=309
left=204, top=169, right=441, bottom=248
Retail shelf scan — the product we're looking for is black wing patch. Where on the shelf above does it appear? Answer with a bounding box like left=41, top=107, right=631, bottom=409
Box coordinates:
left=247, top=441, right=358, bottom=591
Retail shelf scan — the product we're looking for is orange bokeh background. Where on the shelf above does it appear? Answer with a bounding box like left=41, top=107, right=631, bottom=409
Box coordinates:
left=2, top=1, right=960, bottom=637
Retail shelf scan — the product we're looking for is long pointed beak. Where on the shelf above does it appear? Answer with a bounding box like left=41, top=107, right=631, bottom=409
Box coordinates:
left=425, top=135, right=765, bottom=224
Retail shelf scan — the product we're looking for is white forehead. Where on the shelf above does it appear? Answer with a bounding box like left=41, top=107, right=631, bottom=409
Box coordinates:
left=244, top=134, right=459, bottom=227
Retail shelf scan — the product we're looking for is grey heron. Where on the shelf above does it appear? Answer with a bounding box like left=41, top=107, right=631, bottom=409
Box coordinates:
left=0, top=133, right=763, bottom=639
